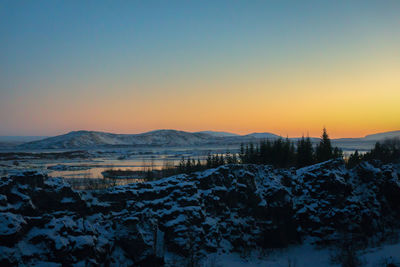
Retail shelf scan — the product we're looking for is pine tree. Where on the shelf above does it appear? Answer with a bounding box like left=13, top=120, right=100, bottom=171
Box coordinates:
left=185, top=157, right=192, bottom=173
left=304, top=136, right=315, bottom=166
left=206, top=153, right=212, bottom=168
left=249, top=143, right=255, bottom=163
left=239, top=143, right=245, bottom=163
left=178, top=157, right=186, bottom=173
left=259, top=140, right=267, bottom=164
left=272, top=138, right=284, bottom=167
left=297, top=136, right=315, bottom=167
left=316, top=128, right=333, bottom=162
left=333, top=147, right=343, bottom=158
left=244, top=144, right=250, bottom=164
left=289, top=141, right=296, bottom=167
left=347, top=150, right=361, bottom=168
left=196, top=159, right=202, bottom=171
left=296, top=137, right=305, bottom=167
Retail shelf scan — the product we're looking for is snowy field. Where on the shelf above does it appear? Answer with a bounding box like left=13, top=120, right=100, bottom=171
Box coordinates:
left=191, top=242, right=400, bottom=267
left=162, top=237, right=400, bottom=266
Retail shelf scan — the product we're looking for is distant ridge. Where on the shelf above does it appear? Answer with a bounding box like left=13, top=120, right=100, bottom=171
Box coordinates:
left=14, top=129, right=400, bottom=150
left=195, top=131, right=239, bottom=137
left=17, top=129, right=279, bottom=149
left=364, top=130, right=400, bottom=141
left=18, top=130, right=211, bottom=149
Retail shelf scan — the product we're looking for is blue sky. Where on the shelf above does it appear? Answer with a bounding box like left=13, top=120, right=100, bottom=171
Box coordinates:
left=1, top=1, right=399, bottom=136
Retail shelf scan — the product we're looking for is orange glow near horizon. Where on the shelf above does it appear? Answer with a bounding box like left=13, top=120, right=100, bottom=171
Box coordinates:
left=1, top=57, right=399, bottom=138
left=7, top=62, right=398, bottom=139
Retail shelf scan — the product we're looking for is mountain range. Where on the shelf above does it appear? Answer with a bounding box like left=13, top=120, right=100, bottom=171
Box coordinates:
left=12, top=129, right=400, bottom=150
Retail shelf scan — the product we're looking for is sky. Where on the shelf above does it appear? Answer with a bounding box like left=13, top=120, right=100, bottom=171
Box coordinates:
left=1, top=0, right=399, bottom=138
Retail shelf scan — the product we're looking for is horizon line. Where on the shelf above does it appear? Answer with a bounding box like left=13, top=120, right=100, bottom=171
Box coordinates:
left=1, top=128, right=399, bottom=140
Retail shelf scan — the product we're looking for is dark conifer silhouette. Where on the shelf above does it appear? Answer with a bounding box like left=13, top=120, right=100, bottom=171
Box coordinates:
left=347, top=150, right=361, bottom=168
left=316, top=127, right=334, bottom=162
left=357, top=138, right=400, bottom=164
left=297, top=136, right=314, bottom=167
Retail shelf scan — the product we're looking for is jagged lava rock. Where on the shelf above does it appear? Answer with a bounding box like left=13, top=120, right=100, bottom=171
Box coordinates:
left=0, top=160, right=399, bottom=265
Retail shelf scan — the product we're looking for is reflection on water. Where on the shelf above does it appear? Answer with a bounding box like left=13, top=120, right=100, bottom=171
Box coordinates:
left=46, top=153, right=201, bottom=188
left=46, top=151, right=214, bottom=182
left=50, top=158, right=164, bottom=189
left=0, top=144, right=240, bottom=189
left=47, top=158, right=174, bottom=180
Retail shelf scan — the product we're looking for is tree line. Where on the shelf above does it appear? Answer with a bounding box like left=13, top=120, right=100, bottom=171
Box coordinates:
left=346, top=138, right=400, bottom=168
left=151, top=128, right=399, bottom=178
left=166, top=128, right=343, bottom=175
left=239, top=128, right=343, bottom=168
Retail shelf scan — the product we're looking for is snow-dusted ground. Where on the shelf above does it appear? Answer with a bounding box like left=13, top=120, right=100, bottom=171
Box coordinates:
left=1, top=159, right=400, bottom=266
left=193, top=241, right=400, bottom=267
left=164, top=241, right=400, bottom=266
left=200, top=244, right=335, bottom=267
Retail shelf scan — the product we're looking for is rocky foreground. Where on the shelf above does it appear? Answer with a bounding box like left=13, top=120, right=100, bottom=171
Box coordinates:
left=1, top=159, right=400, bottom=266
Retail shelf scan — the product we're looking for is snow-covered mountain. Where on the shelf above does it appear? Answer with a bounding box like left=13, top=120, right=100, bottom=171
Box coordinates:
left=15, top=129, right=400, bottom=150
left=18, top=130, right=213, bottom=149
left=17, top=130, right=280, bottom=149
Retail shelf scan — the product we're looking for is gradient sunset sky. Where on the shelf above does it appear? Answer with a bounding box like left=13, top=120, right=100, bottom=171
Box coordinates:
left=1, top=0, right=399, bottom=138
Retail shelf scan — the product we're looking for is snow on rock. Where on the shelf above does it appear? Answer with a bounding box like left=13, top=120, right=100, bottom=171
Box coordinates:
left=0, top=159, right=400, bottom=266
